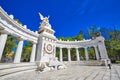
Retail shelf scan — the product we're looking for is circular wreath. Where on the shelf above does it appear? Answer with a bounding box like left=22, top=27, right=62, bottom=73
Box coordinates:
left=45, top=44, right=53, bottom=53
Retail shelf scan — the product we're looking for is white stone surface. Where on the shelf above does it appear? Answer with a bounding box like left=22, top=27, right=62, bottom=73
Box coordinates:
left=85, top=47, right=89, bottom=60
left=1, top=64, right=120, bottom=80
left=9, top=14, right=14, bottom=19
left=68, top=48, right=71, bottom=61
left=60, top=48, right=63, bottom=62
left=0, top=6, right=113, bottom=80
left=94, top=46, right=100, bottom=60
left=0, top=34, right=7, bottom=61
left=30, top=43, right=37, bottom=62
left=0, top=7, right=109, bottom=64
left=14, top=39, right=24, bottom=63
left=0, top=7, right=38, bottom=43
left=76, top=48, right=80, bottom=61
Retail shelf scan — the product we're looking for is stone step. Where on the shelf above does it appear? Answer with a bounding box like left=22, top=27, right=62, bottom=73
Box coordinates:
left=64, top=61, right=103, bottom=66
left=0, top=63, right=36, bottom=77
left=0, top=69, right=35, bottom=80
left=85, top=61, right=103, bottom=66
left=0, top=63, right=35, bottom=70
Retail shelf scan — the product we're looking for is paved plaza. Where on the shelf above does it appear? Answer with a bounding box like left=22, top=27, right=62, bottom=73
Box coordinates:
left=1, top=64, right=120, bottom=80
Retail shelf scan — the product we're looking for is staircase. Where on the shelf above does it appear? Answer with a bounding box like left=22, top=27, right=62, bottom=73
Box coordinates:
left=64, top=60, right=103, bottom=66
left=0, top=63, right=36, bottom=78
left=0, top=61, right=103, bottom=79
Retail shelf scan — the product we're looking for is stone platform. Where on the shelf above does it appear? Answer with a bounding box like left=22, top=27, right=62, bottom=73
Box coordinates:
left=0, top=64, right=120, bottom=80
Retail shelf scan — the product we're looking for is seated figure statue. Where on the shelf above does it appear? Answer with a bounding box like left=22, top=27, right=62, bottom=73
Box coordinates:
left=38, top=54, right=67, bottom=72
left=49, top=57, right=63, bottom=70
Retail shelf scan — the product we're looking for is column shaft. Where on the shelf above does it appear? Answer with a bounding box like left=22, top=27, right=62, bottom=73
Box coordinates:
left=94, top=46, right=99, bottom=60
left=14, top=39, right=24, bottom=63
left=68, top=48, right=71, bottom=61
left=98, top=42, right=108, bottom=60
left=54, top=46, right=56, bottom=57
left=0, top=34, right=7, bottom=61
left=30, top=43, right=36, bottom=62
left=60, top=48, right=63, bottom=62
left=76, top=48, right=80, bottom=61
left=85, top=47, right=89, bottom=60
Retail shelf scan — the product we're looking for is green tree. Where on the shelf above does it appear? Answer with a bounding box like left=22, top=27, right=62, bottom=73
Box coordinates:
left=105, top=26, right=120, bottom=60
left=88, top=47, right=95, bottom=60
left=2, top=35, right=17, bottom=60
left=58, top=30, right=84, bottom=41
left=22, top=41, right=32, bottom=62
left=87, top=25, right=101, bottom=39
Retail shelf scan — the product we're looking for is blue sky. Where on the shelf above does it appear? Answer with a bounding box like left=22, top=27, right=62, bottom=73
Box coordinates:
left=0, top=0, right=120, bottom=38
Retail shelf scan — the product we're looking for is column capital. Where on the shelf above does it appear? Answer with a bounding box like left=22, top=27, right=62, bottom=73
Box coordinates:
left=31, top=41, right=37, bottom=44
left=84, top=47, right=88, bottom=49
left=60, top=47, right=63, bottom=49
left=93, top=45, right=97, bottom=47
left=17, top=37, right=24, bottom=41
left=75, top=47, right=79, bottom=49
left=67, top=47, right=71, bottom=49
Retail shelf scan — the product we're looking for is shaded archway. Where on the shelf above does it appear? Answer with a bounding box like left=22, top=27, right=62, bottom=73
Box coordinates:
left=1, top=35, right=17, bottom=63
left=88, top=46, right=96, bottom=60
left=79, top=48, right=85, bottom=60
left=62, top=48, right=68, bottom=61
left=71, top=48, right=76, bottom=61
left=56, top=47, right=60, bottom=60
left=21, top=41, right=32, bottom=62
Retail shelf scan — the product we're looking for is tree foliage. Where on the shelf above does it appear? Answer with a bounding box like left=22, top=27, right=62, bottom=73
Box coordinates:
left=0, top=35, right=17, bottom=62
left=88, top=25, right=120, bottom=60
left=21, top=41, right=32, bottom=62
left=2, top=25, right=120, bottom=62
left=57, top=30, right=85, bottom=60
left=58, top=26, right=120, bottom=61
left=2, top=35, right=17, bottom=59
left=58, top=30, right=85, bottom=41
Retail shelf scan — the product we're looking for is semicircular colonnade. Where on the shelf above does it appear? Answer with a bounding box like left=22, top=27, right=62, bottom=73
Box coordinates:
left=0, top=6, right=109, bottom=64
left=0, top=7, right=39, bottom=63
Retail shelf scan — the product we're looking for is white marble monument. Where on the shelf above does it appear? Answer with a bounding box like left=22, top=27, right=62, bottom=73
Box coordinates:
left=0, top=7, right=109, bottom=69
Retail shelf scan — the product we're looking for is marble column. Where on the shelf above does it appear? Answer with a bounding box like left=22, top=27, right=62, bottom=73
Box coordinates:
left=94, top=46, right=99, bottom=60
left=102, top=41, right=108, bottom=59
left=14, top=38, right=24, bottom=63
left=98, top=41, right=108, bottom=60
left=30, top=42, right=36, bottom=62
left=0, top=34, right=7, bottom=61
left=76, top=48, right=80, bottom=61
left=68, top=48, right=71, bottom=61
left=85, top=47, right=89, bottom=60
left=60, top=47, right=63, bottom=62
left=53, top=46, right=56, bottom=57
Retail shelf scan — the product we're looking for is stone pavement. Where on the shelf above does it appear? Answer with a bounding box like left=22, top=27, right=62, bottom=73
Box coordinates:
left=1, top=64, right=120, bottom=80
